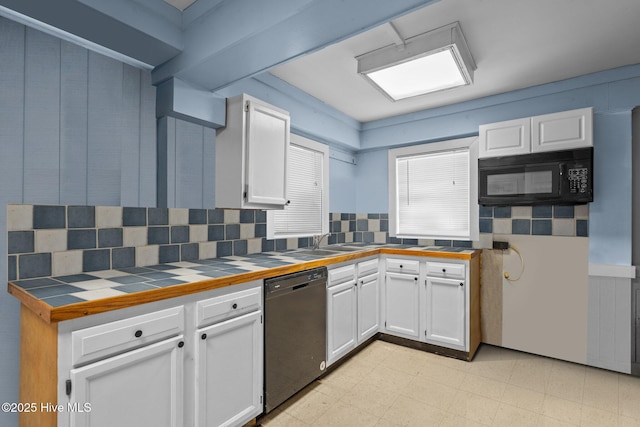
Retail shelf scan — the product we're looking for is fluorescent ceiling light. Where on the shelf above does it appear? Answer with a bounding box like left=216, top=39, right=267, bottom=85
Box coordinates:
left=357, top=22, right=476, bottom=101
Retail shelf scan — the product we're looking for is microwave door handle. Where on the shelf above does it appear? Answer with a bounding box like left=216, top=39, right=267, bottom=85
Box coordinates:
left=558, top=163, right=565, bottom=195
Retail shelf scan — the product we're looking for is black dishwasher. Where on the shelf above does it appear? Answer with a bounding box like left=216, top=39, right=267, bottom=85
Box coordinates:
left=264, top=267, right=327, bottom=413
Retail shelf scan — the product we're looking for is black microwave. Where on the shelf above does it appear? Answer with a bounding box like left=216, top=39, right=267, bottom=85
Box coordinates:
left=478, top=147, right=593, bottom=206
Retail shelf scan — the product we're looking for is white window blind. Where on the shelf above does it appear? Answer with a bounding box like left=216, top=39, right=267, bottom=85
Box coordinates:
left=389, top=137, right=478, bottom=241
left=396, top=150, right=469, bottom=238
left=268, top=135, right=329, bottom=239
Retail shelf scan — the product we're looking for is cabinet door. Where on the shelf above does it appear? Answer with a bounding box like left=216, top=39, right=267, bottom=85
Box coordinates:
left=384, top=272, right=419, bottom=339
left=531, top=107, right=593, bottom=153
left=425, top=277, right=465, bottom=349
left=195, top=310, right=263, bottom=427
left=479, top=117, right=531, bottom=158
left=357, top=272, right=379, bottom=344
left=245, top=99, right=290, bottom=207
left=69, top=336, right=184, bottom=427
left=327, top=280, right=357, bottom=366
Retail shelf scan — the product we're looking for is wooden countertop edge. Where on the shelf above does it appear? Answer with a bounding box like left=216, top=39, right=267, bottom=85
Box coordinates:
left=8, top=247, right=481, bottom=324
left=7, top=284, right=54, bottom=322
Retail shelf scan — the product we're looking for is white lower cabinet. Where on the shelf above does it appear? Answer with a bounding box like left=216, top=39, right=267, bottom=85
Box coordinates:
left=357, top=272, right=379, bottom=343
left=424, top=277, right=465, bottom=349
left=58, top=281, right=264, bottom=427
left=423, top=260, right=467, bottom=349
left=383, top=271, right=420, bottom=339
left=382, top=256, right=480, bottom=359
left=327, top=259, right=380, bottom=366
left=327, top=280, right=357, bottom=365
left=195, top=310, right=263, bottom=427
left=69, top=336, right=184, bottom=427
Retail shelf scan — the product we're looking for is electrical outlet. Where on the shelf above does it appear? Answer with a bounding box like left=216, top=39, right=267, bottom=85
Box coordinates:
left=493, top=241, right=510, bottom=250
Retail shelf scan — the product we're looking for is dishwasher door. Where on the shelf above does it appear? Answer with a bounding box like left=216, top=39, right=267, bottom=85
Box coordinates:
left=264, top=267, right=327, bottom=413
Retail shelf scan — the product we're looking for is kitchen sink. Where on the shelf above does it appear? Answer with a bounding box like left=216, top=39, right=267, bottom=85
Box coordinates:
left=323, top=245, right=363, bottom=252
left=295, top=249, right=341, bottom=256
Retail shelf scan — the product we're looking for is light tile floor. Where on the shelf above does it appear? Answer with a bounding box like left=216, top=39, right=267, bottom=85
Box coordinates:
left=258, top=341, right=640, bottom=427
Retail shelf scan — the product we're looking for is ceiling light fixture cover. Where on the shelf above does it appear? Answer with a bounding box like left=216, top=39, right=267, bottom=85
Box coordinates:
left=357, top=22, right=476, bottom=101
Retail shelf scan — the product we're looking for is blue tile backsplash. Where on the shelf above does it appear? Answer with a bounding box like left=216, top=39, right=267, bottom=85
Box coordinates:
left=7, top=204, right=280, bottom=281
left=33, top=205, right=66, bottom=229
left=7, top=203, right=589, bottom=281
left=67, top=206, right=95, bottom=228
left=480, top=205, right=588, bottom=237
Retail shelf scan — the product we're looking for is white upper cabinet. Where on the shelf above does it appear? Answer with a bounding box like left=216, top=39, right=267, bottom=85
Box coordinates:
left=531, top=107, right=593, bottom=153
left=479, top=117, right=531, bottom=158
left=479, top=107, right=593, bottom=158
left=215, top=94, right=290, bottom=209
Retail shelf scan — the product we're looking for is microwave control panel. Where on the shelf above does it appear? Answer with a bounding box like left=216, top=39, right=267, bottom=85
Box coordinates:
left=568, top=167, right=589, bottom=193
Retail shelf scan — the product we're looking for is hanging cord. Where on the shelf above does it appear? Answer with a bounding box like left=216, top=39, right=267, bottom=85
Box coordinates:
left=504, top=244, right=525, bottom=282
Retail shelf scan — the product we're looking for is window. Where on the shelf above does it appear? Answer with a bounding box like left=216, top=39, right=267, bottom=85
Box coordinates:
left=267, top=134, right=329, bottom=238
left=388, top=137, right=479, bottom=240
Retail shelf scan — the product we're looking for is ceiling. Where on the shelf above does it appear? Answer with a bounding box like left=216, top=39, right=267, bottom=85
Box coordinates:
left=270, top=0, right=640, bottom=122
left=2, top=0, right=640, bottom=124
left=163, top=0, right=195, bottom=11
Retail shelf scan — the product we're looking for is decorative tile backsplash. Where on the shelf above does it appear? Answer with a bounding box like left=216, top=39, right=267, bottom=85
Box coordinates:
left=328, top=213, right=389, bottom=245
left=6, top=204, right=589, bottom=281
left=7, top=205, right=277, bottom=281
left=479, top=204, right=589, bottom=237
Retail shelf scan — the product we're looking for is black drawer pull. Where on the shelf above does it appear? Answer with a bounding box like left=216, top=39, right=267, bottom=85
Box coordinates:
left=201, top=333, right=207, bottom=340
left=134, top=330, right=143, bottom=338
left=178, top=341, right=184, bottom=348
left=399, top=265, right=403, bottom=268
left=460, top=282, right=464, bottom=287
left=232, top=303, right=238, bottom=309
left=442, top=268, right=446, bottom=273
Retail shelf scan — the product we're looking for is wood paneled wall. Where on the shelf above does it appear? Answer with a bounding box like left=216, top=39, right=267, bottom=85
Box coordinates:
left=0, top=17, right=156, bottom=208
left=0, top=16, right=157, bottom=421
left=157, top=117, right=215, bottom=208
left=587, top=275, right=632, bottom=373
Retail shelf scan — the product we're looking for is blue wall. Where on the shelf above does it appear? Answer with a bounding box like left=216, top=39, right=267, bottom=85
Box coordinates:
left=355, top=149, right=389, bottom=214
left=329, top=155, right=357, bottom=213
left=354, top=67, right=640, bottom=266
left=0, top=17, right=157, bottom=425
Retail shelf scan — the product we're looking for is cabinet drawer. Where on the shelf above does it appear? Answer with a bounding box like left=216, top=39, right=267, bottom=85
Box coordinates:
left=426, top=262, right=466, bottom=280
left=197, top=286, right=262, bottom=327
left=357, top=258, right=379, bottom=278
left=72, top=306, right=184, bottom=367
left=328, top=264, right=356, bottom=287
left=386, top=258, right=420, bottom=275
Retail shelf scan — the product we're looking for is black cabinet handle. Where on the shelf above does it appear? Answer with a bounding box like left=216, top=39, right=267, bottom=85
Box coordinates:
left=201, top=333, right=207, bottom=340
left=399, top=265, right=403, bottom=268
left=442, top=268, right=446, bottom=273
left=178, top=341, right=184, bottom=348
left=232, top=303, right=238, bottom=309
left=134, top=330, right=143, bottom=338
left=460, top=282, right=464, bottom=287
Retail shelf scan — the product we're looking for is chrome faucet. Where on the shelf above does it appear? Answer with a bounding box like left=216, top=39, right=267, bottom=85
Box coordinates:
left=312, top=233, right=331, bottom=250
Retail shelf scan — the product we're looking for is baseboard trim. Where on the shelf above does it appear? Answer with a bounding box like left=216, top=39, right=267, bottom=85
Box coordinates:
left=378, top=334, right=473, bottom=361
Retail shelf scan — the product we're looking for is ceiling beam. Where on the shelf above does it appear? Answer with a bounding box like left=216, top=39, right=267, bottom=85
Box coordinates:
left=0, top=0, right=182, bottom=66
left=152, top=0, right=440, bottom=90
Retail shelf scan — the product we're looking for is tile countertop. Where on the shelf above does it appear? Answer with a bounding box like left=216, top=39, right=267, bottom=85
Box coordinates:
left=7, top=244, right=480, bottom=324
